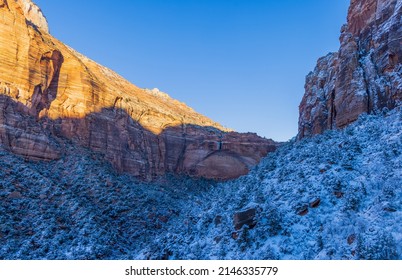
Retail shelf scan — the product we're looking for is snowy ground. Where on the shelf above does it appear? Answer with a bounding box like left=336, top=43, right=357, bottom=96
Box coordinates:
left=0, top=108, right=401, bottom=259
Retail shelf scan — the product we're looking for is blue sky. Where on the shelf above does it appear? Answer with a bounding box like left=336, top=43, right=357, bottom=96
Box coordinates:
left=34, top=0, right=350, bottom=141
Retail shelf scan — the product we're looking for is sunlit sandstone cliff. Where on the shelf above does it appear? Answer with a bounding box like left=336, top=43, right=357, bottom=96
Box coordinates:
left=298, top=0, right=402, bottom=138
left=0, top=0, right=277, bottom=180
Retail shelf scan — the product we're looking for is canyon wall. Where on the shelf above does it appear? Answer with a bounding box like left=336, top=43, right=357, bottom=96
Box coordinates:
left=0, top=0, right=277, bottom=180
left=299, top=0, right=402, bottom=138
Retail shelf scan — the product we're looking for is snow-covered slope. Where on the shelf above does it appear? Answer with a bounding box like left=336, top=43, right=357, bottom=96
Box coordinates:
left=1, top=108, right=401, bottom=259
left=143, top=108, right=402, bottom=260
left=163, top=109, right=402, bottom=260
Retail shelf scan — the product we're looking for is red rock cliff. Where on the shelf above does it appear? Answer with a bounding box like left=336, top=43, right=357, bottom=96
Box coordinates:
left=0, top=0, right=277, bottom=180
left=298, top=0, right=402, bottom=138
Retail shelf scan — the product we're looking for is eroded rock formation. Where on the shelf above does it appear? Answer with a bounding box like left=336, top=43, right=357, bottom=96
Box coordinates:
left=298, top=0, right=402, bottom=138
left=0, top=0, right=277, bottom=180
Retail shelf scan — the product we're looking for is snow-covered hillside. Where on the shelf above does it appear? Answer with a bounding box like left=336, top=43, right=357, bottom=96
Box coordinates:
left=1, top=108, right=401, bottom=260
left=153, top=108, right=402, bottom=260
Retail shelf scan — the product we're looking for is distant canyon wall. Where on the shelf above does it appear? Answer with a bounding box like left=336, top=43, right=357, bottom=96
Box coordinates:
left=0, top=0, right=277, bottom=180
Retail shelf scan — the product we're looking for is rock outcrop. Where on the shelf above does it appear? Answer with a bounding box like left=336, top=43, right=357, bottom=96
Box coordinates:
left=16, top=0, right=49, bottom=33
left=0, top=0, right=277, bottom=180
left=298, top=0, right=402, bottom=138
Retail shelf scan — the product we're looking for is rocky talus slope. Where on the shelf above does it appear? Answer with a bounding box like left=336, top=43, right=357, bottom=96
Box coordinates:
left=0, top=0, right=276, bottom=180
left=298, top=0, right=402, bottom=138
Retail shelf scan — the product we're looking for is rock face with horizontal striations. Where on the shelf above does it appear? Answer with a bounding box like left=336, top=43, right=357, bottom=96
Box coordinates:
left=298, top=0, right=402, bottom=139
left=0, top=0, right=277, bottom=180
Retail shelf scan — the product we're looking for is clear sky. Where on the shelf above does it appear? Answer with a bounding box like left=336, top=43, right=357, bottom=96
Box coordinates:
left=34, top=0, right=350, bottom=141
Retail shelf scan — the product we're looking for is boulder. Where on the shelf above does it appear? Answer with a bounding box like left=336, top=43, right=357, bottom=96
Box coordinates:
left=233, top=208, right=257, bottom=230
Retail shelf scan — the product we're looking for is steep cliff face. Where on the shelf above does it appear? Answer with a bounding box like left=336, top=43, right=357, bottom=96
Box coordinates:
left=0, top=0, right=277, bottom=180
left=298, top=0, right=402, bottom=138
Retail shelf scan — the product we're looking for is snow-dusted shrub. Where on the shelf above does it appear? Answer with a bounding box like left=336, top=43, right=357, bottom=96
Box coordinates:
left=357, top=228, right=398, bottom=260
